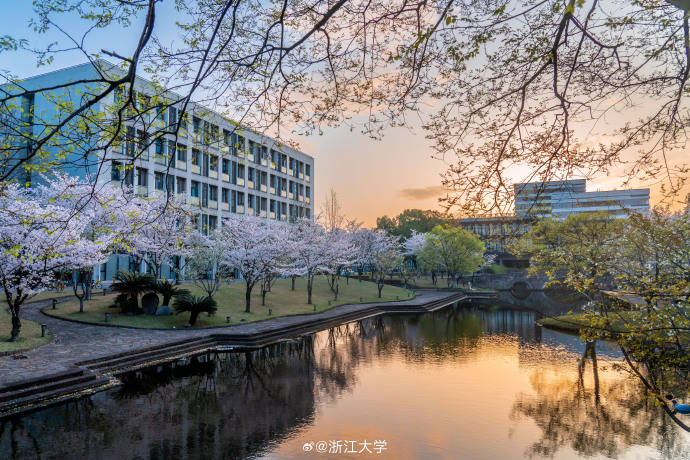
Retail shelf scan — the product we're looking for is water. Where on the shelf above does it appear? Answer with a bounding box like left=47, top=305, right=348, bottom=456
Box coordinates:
left=1, top=306, right=689, bottom=459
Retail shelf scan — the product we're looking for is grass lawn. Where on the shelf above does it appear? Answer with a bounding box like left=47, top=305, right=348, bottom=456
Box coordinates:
left=42, top=277, right=415, bottom=329
left=0, top=308, right=50, bottom=354
left=540, top=313, right=627, bottom=333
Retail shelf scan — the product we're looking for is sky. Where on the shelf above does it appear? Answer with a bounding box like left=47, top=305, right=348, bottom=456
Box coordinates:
left=1, top=2, right=680, bottom=227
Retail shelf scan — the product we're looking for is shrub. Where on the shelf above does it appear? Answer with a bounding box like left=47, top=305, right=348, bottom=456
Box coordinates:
left=111, top=271, right=156, bottom=314
left=154, top=279, right=190, bottom=306
left=173, top=294, right=218, bottom=326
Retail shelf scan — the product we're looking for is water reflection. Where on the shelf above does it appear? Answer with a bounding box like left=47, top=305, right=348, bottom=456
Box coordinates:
left=1, top=307, right=688, bottom=459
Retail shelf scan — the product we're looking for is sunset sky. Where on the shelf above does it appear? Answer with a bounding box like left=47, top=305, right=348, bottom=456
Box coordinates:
left=4, top=3, right=684, bottom=228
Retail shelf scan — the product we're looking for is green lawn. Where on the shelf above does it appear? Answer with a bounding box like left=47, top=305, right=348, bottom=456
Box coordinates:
left=42, top=277, right=415, bottom=329
left=0, top=308, right=50, bottom=354
left=540, top=313, right=626, bottom=333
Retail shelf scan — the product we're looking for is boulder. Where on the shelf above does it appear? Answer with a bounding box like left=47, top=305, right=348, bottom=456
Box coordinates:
left=141, top=293, right=160, bottom=315
left=155, top=305, right=172, bottom=316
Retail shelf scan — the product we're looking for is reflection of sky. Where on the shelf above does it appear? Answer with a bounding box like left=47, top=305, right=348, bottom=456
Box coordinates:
left=540, top=328, right=623, bottom=359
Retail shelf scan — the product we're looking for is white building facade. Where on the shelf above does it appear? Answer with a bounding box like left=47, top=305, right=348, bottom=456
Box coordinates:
left=514, top=179, right=649, bottom=218
left=11, top=61, right=315, bottom=280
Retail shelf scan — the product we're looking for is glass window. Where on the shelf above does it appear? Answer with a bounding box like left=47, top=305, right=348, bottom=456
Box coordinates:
left=192, top=149, right=200, bottom=166
left=191, top=180, right=200, bottom=197
left=154, top=172, right=165, bottom=191
left=176, top=177, right=186, bottom=194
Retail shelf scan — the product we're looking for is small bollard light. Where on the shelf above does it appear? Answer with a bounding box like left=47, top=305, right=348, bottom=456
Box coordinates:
left=396, top=295, right=399, bottom=300
left=328, top=300, right=331, bottom=306
left=313, top=304, right=317, bottom=311
left=103, top=289, right=107, bottom=296
left=359, top=297, right=363, bottom=303
left=41, top=324, right=47, bottom=337
left=268, top=308, right=272, bottom=315
left=226, top=316, right=231, bottom=323
left=407, top=292, right=410, bottom=297
left=52, top=299, right=57, bottom=310
left=105, top=312, right=110, bottom=323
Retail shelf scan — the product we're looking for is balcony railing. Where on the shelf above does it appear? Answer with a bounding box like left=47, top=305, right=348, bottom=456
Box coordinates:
left=248, top=180, right=255, bottom=189
left=222, top=173, right=230, bottom=183
left=236, top=205, right=244, bottom=214
left=208, top=199, right=218, bottom=210
left=191, top=164, right=201, bottom=175
left=260, top=184, right=267, bottom=192
left=221, top=202, right=230, bottom=211
left=236, top=177, right=245, bottom=187
left=270, top=187, right=276, bottom=195
left=260, top=210, right=266, bottom=217
left=209, top=170, right=218, bottom=180
left=281, top=190, right=287, bottom=198
left=176, top=159, right=187, bottom=171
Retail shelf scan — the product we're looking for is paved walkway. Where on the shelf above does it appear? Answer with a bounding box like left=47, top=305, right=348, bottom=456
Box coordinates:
left=0, top=291, right=455, bottom=388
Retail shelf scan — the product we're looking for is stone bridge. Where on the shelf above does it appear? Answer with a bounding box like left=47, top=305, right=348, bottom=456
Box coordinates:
left=458, top=272, right=582, bottom=315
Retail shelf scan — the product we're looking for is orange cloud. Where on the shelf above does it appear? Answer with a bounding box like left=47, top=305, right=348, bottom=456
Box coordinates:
left=398, top=185, right=446, bottom=200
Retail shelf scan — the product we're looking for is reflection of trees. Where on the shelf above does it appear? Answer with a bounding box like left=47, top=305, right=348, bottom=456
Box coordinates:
left=511, top=342, right=687, bottom=459
left=0, top=339, right=320, bottom=460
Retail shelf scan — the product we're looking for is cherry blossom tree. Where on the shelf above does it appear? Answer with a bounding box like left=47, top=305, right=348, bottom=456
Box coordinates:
left=121, top=196, right=194, bottom=280
left=284, top=218, right=331, bottom=305
left=219, top=216, right=285, bottom=313
left=369, top=231, right=403, bottom=298
left=322, top=229, right=357, bottom=301
left=0, top=175, right=116, bottom=340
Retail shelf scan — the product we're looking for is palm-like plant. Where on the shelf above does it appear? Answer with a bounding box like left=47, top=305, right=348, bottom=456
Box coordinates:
left=173, top=294, right=218, bottom=326
left=154, top=279, right=190, bottom=306
left=111, top=270, right=156, bottom=314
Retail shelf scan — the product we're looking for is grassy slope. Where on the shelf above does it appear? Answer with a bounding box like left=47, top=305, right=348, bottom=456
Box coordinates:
left=0, top=309, right=50, bottom=353
left=540, top=313, right=627, bottom=333
left=43, top=277, right=414, bottom=329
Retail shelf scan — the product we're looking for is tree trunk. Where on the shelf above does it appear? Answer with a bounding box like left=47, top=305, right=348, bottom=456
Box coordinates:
left=245, top=283, right=253, bottom=313
left=9, top=310, right=21, bottom=342
left=307, top=276, right=313, bottom=304
left=189, top=310, right=199, bottom=326
left=261, top=283, right=267, bottom=306
left=358, top=267, right=362, bottom=282
left=79, top=296, right=84, bottom=313
left=377, top=280, right=383, bottom=298
left=163, top=293, right=172, bottom=306
left=291, top=275, right=296, bottom=291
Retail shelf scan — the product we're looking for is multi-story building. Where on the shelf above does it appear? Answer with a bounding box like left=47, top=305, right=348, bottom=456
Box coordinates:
left=460, top=179, right=650, bottom=266
left=7, top=60, right=315, bottom=280
left=514, top=179, right=649, bottom=218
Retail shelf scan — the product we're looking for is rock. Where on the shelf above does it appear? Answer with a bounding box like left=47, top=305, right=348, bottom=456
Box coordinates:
left=155, top=305, right=172, bottom=316
left=141, top=293, right=160, bottom=315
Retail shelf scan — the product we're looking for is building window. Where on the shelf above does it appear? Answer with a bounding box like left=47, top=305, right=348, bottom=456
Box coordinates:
left=191, top=180, right=200, bottom=198
left=222, top=188, right=230, bottom=203
left=154, top=172, right=165, bottom=191
left=209, top=215, right=217, bottom=230
left=192, top=149, right=200, bottom=167
left=210, top=155, right=218, bottom=172
left=136, top=168, right=148, bottom=186
left=177, top=144, right=187, bottom=162
left=209, top=185, right=218, bottom=201
left=177, top=177, right=186, bottom=194
left=222, top=158, right=229, bottom=175
left=111, top=161, right=122, bottom=181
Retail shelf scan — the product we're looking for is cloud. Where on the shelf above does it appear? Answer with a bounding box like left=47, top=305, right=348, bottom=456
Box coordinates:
left=398, top=185, right=446, bottom=200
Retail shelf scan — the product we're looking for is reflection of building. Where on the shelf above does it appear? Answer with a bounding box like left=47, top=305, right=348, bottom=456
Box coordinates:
left=458, top=215, right=533, bottom=266
left=514, top=179, right=649, bottom=218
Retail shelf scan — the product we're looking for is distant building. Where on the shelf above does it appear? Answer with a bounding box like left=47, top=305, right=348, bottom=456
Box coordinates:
left=459, top=179, right=650, bottom=266
left=458, top=215, right=534, bottom=267
left=514, top=179, right=649, bottom=218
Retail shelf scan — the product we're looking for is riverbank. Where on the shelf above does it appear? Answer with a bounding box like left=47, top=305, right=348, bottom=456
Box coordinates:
left=0, top=290, right=488, bottom=418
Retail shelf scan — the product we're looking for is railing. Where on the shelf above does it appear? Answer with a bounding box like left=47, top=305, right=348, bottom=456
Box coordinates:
left=176, top=159, right=187, bottom=171
left=191, top=164, right=201, bottom=175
